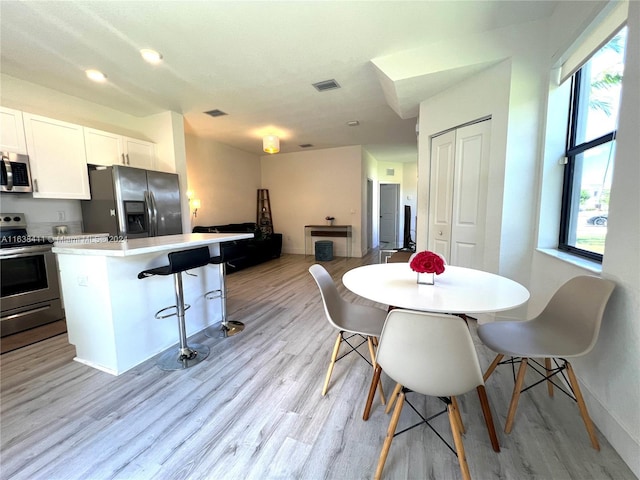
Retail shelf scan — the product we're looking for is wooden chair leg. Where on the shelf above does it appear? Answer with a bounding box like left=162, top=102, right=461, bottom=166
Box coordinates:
left=367, top=336, right=386, bottom=405
left=566, top=361, right=600, bottom=451
left=448, top=401, right=471, bottom=480
left=476, top=385, right=500, bottom=452
left=322, top=332, right=342, bottom=396
left=544, top=358, right=554, bottom=397
left=451, top=396, right=465, bottom=434
left=375, top=391, right=405, bottom=480
left=385, top=383, right=403, bottom=414
left=504, top=358, right=528, bottom=433
left=483, top=353, right=504, bottom=382
left=363, top=364, right=382, bottom=421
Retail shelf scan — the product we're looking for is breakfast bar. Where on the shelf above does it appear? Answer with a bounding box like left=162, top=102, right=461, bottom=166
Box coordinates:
left=52, top=233, right=252, bottom=375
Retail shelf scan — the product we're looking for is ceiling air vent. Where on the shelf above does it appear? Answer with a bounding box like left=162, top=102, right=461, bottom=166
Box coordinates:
left=299, top=144, right=314, bottom=148
left=204, top=109, right=228, bottom=117
left=312, top=79, right=340, bottom=92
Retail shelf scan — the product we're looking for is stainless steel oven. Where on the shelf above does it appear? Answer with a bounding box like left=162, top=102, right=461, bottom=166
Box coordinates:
left=0, top=213, right=64, bottom=337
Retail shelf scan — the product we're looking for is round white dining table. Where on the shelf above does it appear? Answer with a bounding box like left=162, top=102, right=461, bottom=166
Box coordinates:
left=342, top=263, right=529, bottom=314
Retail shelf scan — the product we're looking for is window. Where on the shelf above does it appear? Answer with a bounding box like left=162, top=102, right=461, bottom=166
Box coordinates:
left=559, top=27, right=627, bottom=261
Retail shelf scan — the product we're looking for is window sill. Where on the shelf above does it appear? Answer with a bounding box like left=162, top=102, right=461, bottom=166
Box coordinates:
left=537, top=248, right=602, bottom=274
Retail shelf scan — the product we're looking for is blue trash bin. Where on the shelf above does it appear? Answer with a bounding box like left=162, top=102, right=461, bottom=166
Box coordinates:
left=315, top=240, right=334, bottom=261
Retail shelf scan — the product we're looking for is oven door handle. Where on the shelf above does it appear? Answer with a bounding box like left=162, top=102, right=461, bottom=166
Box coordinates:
left=1, top=305, right=52, bottom=322
left=2, top=154, right=13, bottom=191
left=0, top=246, right=52, bottom=258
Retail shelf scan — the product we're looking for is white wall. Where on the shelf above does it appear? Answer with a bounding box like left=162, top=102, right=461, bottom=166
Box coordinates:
left=184, top=134, right=261, bottom=229
left=260, top=146, right=363, bottom=256
left=531, top=1, right=639, bottom=474
left=362, top=149, right=381, bottom=250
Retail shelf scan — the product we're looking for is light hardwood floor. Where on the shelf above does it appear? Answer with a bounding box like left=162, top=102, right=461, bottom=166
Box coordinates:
left=0, top=252, right=636, bottom=480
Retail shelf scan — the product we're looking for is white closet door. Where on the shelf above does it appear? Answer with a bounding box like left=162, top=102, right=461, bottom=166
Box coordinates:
left=428, top=130, right=455, bottom=261
left=428, top=119, right=491, bottom=268
left=450, top=120, right=491, bottom=268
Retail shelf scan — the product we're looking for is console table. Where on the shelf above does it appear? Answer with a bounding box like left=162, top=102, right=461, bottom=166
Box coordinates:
left=305, top=225, right=352, bottom=259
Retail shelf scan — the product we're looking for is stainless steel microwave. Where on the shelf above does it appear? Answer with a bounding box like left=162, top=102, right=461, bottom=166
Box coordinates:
left=1, top=152, right=32, bottom=193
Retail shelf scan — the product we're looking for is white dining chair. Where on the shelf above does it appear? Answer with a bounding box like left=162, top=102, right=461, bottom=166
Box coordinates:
left=385, top=250, right=413, bottom=263
left=477, top=275, right=615, bottom=450
left=363, top=309, right=500, bottom=480
left=309, top=264, right=386, bottom=402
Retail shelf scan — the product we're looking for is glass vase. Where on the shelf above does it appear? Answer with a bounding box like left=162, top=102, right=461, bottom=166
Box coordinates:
left=417, top=272, right=435, bottom=285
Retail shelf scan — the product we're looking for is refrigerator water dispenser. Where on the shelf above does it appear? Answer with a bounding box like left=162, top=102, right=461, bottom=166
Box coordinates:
left=124, top=201, right=147, bottom=234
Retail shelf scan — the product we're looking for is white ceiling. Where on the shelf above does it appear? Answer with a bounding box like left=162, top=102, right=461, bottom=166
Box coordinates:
left=0, top=1, right=559, bottom=163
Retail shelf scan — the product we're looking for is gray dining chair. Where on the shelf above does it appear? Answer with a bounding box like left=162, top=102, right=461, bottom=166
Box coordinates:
left=308, top=264, right=386, bottom=403
left=477, top=275, right=615, bottom=450
left=363, top=309, right=500, bottom=480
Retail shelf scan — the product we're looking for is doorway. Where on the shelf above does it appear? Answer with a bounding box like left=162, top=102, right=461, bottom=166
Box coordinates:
left=379, top=183, right=400, bottom=248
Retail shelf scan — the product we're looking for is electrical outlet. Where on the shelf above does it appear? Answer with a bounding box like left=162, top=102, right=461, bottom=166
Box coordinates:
left=57, top=211, right=66, bottom=221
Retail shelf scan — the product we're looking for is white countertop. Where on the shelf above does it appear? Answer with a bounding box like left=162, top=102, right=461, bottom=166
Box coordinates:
left=52, top=233, right=253, bottom=257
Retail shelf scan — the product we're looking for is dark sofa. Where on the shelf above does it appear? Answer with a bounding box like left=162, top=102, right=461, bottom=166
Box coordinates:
left=192, top=223, right=282, bottom=273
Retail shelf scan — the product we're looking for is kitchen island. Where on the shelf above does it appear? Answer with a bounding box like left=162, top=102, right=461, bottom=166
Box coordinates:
left=53, top=233, right=253, bottom=375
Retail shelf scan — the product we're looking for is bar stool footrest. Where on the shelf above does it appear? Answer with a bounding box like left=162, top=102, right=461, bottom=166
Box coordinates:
left=204, top=290, right=222, bottom=300
left=154, top=304, right=191, bottom=319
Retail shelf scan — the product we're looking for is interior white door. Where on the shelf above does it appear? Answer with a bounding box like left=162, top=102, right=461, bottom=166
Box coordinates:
left=428, top=130, right=455, bottom=261
left=428, top=120, right=491, bottom=268
left=451, top=121, right=491, bottom=268
left=379, top=183, right=399, bottom=246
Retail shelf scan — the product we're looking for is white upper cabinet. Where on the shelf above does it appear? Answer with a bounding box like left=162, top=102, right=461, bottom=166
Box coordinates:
left=23, top=113, right=90, bottom=199
left=83, top=128, right=123, bottom=167
left=0, top=106, right=28, bottom=154
left=123, top=137, right=155, bottom=170
left=85, top=127, right=155, bottom=170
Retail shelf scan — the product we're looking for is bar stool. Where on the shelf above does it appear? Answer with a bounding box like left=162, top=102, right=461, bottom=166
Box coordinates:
left=138, top=246, right=211, bottom=370
left=204, top=256, right=245, bottom=338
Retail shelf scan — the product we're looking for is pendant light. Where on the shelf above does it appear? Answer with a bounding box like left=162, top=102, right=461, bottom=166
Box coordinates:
left=263, top=135, right=280, bottom=154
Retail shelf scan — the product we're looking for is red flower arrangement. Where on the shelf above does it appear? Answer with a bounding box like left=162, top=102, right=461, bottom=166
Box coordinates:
left=409, top=251, right=446, bottom=275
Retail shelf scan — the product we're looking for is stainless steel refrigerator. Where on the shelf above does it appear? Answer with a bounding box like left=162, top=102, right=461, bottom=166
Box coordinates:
left=82, top=165, right=183, bottom=238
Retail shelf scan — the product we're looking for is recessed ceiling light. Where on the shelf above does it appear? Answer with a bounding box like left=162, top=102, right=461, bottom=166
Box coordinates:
left=140, top=49, right=163, bottom=64
left=85, top=69, right=107, bottom=82
left=346, top=120, right=360, bottom=127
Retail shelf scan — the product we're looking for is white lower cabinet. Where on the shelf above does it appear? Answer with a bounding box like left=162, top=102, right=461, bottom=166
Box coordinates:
left=23, top=113, right=90, bottom=199
left=85, top=127, right=155, bottom=170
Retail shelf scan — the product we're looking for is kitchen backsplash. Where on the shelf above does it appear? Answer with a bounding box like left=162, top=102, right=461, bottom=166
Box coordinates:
left=0, top=195, right=84, bottom=236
